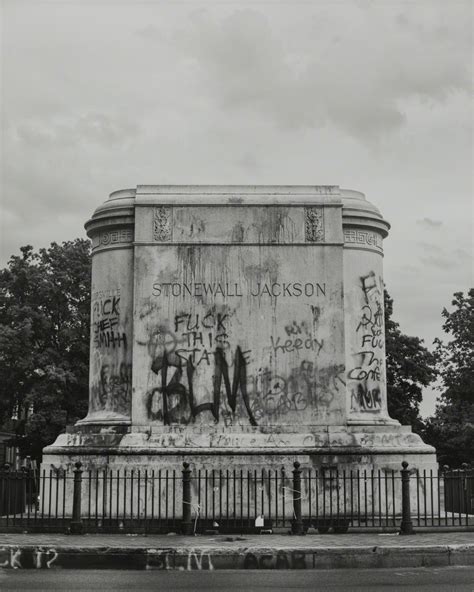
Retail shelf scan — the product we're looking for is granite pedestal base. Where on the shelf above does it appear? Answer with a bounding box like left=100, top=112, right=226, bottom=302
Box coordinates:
left=43, top=423, right=436, bottom=472
left=42, top=425, right=437, bottom=523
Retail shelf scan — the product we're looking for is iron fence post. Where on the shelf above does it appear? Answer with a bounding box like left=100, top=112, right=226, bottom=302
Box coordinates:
left=400, top=461, right=414, bottom=535
left=181, top=462, right=193, bottom=535
left=20, top=466, right=27, bottom=512
left=461, top=463, right=468, bottom=513
left=70, top=461, right=84, bottom=534
left=291, top=461, right=304, bottom=535
left=0, top=464, right=10, bottom=516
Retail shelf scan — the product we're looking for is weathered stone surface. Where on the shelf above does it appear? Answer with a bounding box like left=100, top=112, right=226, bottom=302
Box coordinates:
left=43, top=185, right=436, bottom=474
left=2, top=534, right=474, bottom=570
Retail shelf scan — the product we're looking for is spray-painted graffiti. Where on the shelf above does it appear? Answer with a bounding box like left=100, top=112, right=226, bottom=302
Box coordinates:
left=260, top=385, right=308, bottom=416
left=146, top=348, right=345, bottom=426
left=90, top=287, right=131, bottom=416
left=187, top=550, right=214, bottom=571
left=172, top=312, right=231, bottom=366
left=147, top=549, right=215, bottom=571
left=270, top=335, right=324, bottom=356
left=348, top=351, right=381, bottom=382
left=92, top=296, right=127, bottom=349
left=284, top=320, right=310, bottom=335
left=145, top=307, right=259, bottom=426
left=147, top=347, right=257, bottom=426
left=244, top=361, right=345, bottom=422
left=349, top=271, right=384, bottom=412
left=147, top=549, right=214, bottom=570
left=142, top=310, right=234, bottom=368
left=0, top=547, right=322, bottom=570
left=143, top=303, right=343, bottom=425
left=90, top=361, right=132, bottom=415
left=355, top=303, right=383, bottom=349
left=271, top=313, right=324, bottom=356
left=0, top=547, right=58, bottom=569
left=360, top=271, right=381, bottom=304
left=351, top=384, right=382, bottom=411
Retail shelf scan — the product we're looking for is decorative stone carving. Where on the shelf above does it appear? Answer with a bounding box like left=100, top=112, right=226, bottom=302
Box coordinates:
left=100, top=228, right=134, bottom=246
left=153, top=207, right=172, bottom=241
left=304, top=207, right=324, bottom=242
left=344, top=229, right=382, bottom=251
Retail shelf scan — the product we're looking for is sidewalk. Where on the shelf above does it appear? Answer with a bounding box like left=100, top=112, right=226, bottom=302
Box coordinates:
left=0, top=532, right=473, bottom=570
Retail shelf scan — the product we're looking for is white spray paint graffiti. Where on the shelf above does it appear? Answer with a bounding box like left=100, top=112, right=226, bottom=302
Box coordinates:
left=0, top=547, right=58, bottom=569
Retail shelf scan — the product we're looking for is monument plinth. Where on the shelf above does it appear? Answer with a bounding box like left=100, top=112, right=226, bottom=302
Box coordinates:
left=43, top=186, right=436, bottom=472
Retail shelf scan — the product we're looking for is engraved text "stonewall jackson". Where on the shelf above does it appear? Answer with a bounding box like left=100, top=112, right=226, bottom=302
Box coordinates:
left=152, top=282, right=326, bottom=298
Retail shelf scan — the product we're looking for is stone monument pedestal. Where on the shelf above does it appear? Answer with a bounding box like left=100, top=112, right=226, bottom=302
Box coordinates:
left=43, top=186, right=436, bottom=477
left=45, top=423, right=435, bottom=474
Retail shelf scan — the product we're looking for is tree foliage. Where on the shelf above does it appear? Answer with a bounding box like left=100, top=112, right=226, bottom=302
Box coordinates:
left=424, top=289, right=474, bottom=466
left=384, top=290, right=438, bottom=431
left=0, top=240, right=91, bottom=460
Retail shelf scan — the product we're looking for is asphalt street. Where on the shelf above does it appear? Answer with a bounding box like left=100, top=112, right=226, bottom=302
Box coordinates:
left=0, top=567, right=473, bottom=592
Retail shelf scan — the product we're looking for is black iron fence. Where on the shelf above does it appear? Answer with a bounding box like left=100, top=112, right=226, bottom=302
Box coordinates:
left=0, top=462, right=472, bottom=534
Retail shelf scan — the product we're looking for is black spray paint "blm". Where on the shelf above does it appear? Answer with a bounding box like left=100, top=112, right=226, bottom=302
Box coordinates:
left=147, top=347, right=258, bottom=426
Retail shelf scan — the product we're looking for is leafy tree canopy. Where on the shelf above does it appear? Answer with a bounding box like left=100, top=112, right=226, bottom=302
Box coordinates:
left=424, top=289, right=474, bottom=466
left=0, top=240, right=91, bottom=460
left=384, top=290, right=438, bottom=431
left=434, top=290, right=473, bottom=405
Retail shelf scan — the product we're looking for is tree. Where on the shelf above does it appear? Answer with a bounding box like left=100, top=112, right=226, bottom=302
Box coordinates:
left=384, top=290, right=438, bottom=431
left=424, top=289, right=474, bottom=466
left=0, top=240, right=91, bottom=460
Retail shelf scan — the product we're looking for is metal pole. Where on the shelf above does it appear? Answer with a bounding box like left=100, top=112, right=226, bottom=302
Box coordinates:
left=70, top=462, right=84, bottom=534
left=1, top=464, right=10, bottom=517
left=181, top=462, right=193, bottom=535
left=461, top=463, right=468, bottom=518
left=291, top=461, right=304, bottom=535
left=400, top=461, right=414, bottom=535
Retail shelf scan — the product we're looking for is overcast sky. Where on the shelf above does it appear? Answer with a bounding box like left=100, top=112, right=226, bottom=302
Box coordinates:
left=1, top=0, right=472, bottom=415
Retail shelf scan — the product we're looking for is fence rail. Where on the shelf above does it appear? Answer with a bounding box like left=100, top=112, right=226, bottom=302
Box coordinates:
left=0, top=462, right=472, bottom=535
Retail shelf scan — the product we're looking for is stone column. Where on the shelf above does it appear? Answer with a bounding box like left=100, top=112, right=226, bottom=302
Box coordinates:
left=78, top=189, right=135, bottom=425
left=341, top=189, right=395, bottom=425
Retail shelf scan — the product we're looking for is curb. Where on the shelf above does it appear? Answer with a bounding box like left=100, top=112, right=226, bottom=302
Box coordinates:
left=1, top=544, right=473, bottom=570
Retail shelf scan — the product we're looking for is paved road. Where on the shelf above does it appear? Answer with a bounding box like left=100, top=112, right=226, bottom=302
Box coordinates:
left=1, top=567, right=473, bottom=591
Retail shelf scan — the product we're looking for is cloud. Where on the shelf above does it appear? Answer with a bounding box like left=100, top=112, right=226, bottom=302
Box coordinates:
left=452, top=248, right=471, bottom=260
left=237, top=152, right=260, bottom=173
left=417, top=241, right=443, bottom=253
left=417, top=218, right=443, bottom=228
left=135, top=24, right=161, bottom=40
left=178, top=5, right=471, bottom=141
left=12, top=113, right=139, bottom=149
left=1, top=108, right=142, bottom=262
left=420, top=255, right=454, bottom=270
